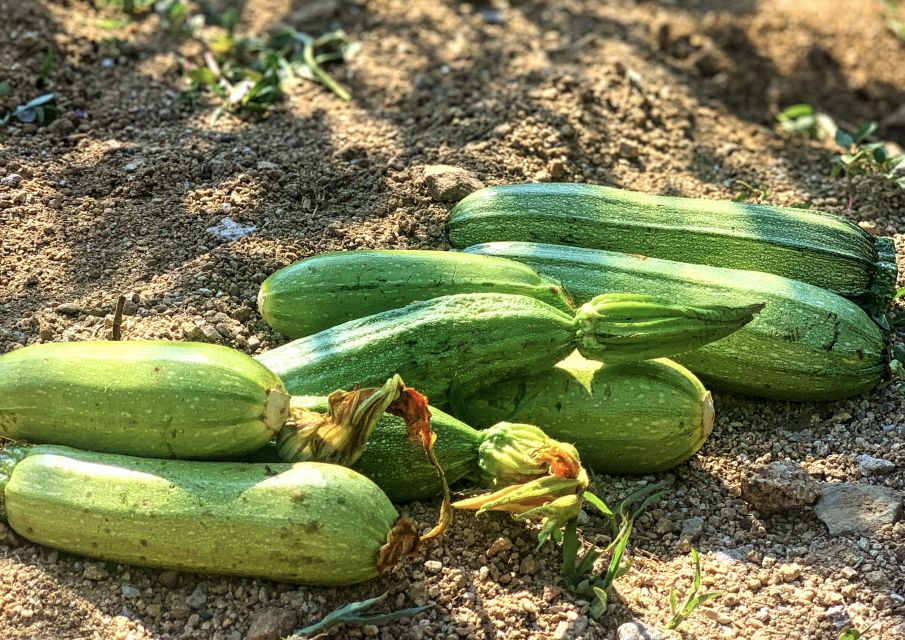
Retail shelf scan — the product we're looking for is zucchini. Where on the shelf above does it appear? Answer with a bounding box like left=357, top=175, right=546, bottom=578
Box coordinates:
left=448, top=183, right=898, bottom=308
left=255, top=293, right=760, bottom=404
left=280, top=397, right=582, bottom=502
left=465, top=242, right=886, bottom=400
left=452, top=352, right=714, bottom=474
left=258, top=249, right=573, bottom=338
left=0, top=341, right=290, bottom=459
left=0, top=444, right=419, bottom=585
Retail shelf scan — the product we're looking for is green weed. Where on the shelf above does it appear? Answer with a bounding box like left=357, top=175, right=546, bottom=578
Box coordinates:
left=666, top=548, right=722, bottom=630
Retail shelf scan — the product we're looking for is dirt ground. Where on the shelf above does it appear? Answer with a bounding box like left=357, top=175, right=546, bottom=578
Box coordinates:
left=2, top=0, right=905, bottom=638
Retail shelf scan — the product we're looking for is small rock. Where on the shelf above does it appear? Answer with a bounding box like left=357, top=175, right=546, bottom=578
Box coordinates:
left=617, top=140, right=640, bottom=160
left=519, top=555, right=537, bottom=575
left=815, top=483, right=902, bottom=536
left=233, top=307, right=253, bottom=322
left=121, top=585, right=141, bottom=599
left=675, top=516, right=704, bottom=551
left=47, top=117, right=75, bottom=134
left=654, top=517, right=673, bottom=535
left=519, top=598, right=538, bottom=614
left=547, top=158, right=566, bottom=179
left=56, top=303, right=83, bottom=316
left=823, top=605, right=851, bottom=629
left=83, top=565, right=108, bottom=580
left=200, top=324, right=222, bottom=342
left=740, top=460, right=821, bottom=514
left=422, top=165, right=484, bottom=203
left=1, top=174, right=23, bottom=187
left=182, top=322, right=207, bottom=342
left=779, top=563, right=801, bottom=582
left=857, top=454, right=895, bottom=477
left=617, top=621, right=669, bottom=640
left=171, top=604, right=191, bottom=620
left=185, top=584, right=207, bottom=608
left=247, top=335, right=262, bottom=350
left=246, top=608, right=299, bottom=640
left=424, top=560, right=443, bottom=574
left=256, top=160, right=279, bottom=170
left=25, top=274, right=39, bottom=286
left=478, top=8, right=505, bottom=24
left=158, top=570, right=179, bottom=588
left=486, top=537, right=511, bottom=558
left=123, top=160, right=144, bottom=172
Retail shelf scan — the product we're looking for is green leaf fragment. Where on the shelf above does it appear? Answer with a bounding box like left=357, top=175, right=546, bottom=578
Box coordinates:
left=291, top=593, right=433, bottom=637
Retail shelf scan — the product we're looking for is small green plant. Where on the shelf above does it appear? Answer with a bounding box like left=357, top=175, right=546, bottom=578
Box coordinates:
left=838, top=620, right=879, bottom=640
left=290, top=592, right=433, bottom=637
left=831, top=122, right=905, bottom=208
left=732, top=179, right=772, bottom=203
left=885, top=0, right=905, bottom=42
left=187, top=28, right=358, bottom=123
left=1, top=93, right=57, bottom=127
left=666, top=548, right=722, bottom=630
left=560, top=480, right=667, bottom=618
left=777, top=103, right=825, bottom=139
left=38, top=51, right=54, bottom=85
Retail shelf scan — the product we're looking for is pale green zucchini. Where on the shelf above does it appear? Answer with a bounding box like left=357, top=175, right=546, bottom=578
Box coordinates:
left=258, top=249, right=573, bottom=338
left=254, top=293, right=760, bottom=405
left=0, top=445, right=417, bottom=585
left=465, top=242, right=886, bottom=400
left=448, top=183, right=898, bottom=308
left=0, top=341, right=289, bottom=459
left=453, top=352, right=714, bottom=474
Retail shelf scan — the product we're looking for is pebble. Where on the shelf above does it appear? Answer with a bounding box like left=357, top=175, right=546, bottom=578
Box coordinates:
left=56, top=303, right=83, bottom=316
left=83, top=565, right=108, bottom=580
left=247, top=335, right=262, bottom=350
left=778, top=563, right=801, bottom=582
left=547, top=158, right=566, bottom=179
left=676, top=516, right=704, bottom=551
left=185, top=584, right=207, bottom=608
left=422, top=165, right=485, bottom=203
left=245, top=607, right=299, bottom=640
left=519, top=555, right=537, bottom=575
left=120, top=585, right=141, bottom=599
left=424, top=560, right=443, bottom=574
left=1, top=174, right=23, bottom=187
left=616, top=620, right=669, bottom=640
left=740, top=460, right=822, bottom=514
left=519, top=598, right=538, bottom=614
left=823, top=605, right=851, bottom=628
left=486, top=537, right=511, bottom=558
left=856, top=454, right=895, bottom=477
left=815, top=483, right=903, bottom=536
left=158, top=570, right=179, bottom=588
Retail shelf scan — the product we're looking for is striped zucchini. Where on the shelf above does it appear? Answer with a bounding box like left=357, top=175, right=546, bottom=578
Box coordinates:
left=453, top=352, right=714, bottom=474
left=465, top=242, right=886, bottom=401
left=258, top=250, right=573, bottom=338
left=448, top=183, right=898, bottom=308
left=277, top=398, right=581, bottom=502
left=255, top=293, right=760, bottom=404
left=0, top=445, right=418, bottom=585
left=0, top=341, right=289, bottom=459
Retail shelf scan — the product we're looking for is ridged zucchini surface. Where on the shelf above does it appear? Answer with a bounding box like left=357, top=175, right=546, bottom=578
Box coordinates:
left=448, top=183, right=897, bottom=307
left=454, top=353, right=713, bottom=474
left=255, top=293, right=579, bottom=404
left=465, top=242, right=886, bottom=401
left=0, top=341, right=289, bottom=459
left=255, top=292, right=756, bottom=405
left=258, top=250, right=573, bottom=338
left=0, top=445, right=401, bottom=585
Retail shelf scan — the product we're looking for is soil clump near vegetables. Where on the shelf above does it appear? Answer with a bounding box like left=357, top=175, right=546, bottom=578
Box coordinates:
left=2, top=0, right=905, bottom=638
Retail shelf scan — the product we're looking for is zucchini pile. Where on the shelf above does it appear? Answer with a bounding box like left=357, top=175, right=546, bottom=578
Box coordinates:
left=0, top=180, right=897, bottom=590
